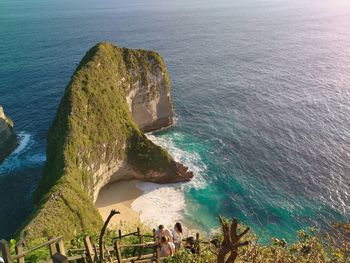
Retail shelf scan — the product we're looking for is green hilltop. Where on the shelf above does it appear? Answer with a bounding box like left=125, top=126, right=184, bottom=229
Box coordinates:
left=20, top=42, right=179, bottom=245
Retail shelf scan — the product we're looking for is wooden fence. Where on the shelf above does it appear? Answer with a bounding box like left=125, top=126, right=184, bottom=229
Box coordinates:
left=0, top=236, right=67, bottom=263
left=0, top=228, right=201, bottom=263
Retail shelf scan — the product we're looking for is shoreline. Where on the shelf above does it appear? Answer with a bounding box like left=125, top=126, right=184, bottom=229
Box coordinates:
left=96, top=180, right=143, bottom=228
left=96, top=179, right=205, bottom=238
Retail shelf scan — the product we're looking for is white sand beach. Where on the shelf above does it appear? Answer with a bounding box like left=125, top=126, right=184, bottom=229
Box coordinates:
left=96, top=180, right=143, bottom=228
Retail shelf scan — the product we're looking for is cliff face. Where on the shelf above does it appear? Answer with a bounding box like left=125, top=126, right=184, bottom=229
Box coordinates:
left=0, top=106, right=17, bottom=162
left=126, top=61, right=174, bottom=133
left=22, top=42, right=192, bottom=244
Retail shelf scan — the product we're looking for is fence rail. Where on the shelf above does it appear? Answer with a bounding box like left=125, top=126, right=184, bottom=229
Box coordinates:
left=0, top=237, right=66, bottom=263
left=114, top=228, right=155, bottom=240
left=0, top=227, right=201, bottom=263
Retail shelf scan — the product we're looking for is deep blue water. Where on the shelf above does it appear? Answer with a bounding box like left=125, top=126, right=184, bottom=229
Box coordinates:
left=1, top=0, right=350, bottom=241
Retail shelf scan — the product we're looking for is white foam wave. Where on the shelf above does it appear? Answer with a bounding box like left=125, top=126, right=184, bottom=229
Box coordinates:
left=132, top=182, right=185, bottom=228
left=131, top=133, right=207, bottom=228
left=0, top=133, right=45, bottom=174
left=0, top=133, right=32, bottom=173
left=173, top=115, right=179, bottom=125
left=12, top=133, right=31, bottom=155
left=146, top=133, right=207, bottom=190
left=28, top=153, right=47, bottom=164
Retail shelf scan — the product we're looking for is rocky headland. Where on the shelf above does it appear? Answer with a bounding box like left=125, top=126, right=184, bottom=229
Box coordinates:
left=0, top=105, right=17, bottom=162
left=21, top=42, right=193, bottom=245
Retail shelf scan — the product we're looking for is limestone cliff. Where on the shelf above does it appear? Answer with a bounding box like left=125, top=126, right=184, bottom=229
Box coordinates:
left=126, top=56, right=174, bottom=133
left=21, top=42, right=193, bottom=244
left=0, top=106, right=17, bottom=162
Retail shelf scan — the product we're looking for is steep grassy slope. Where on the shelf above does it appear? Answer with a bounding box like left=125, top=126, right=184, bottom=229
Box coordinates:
left=20, top=42, right=180, bottom=245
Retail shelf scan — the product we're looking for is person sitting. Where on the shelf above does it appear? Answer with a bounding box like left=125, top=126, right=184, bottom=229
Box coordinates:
left=160, top=236, right=175, bottom=257
left=172, top=222, right=183, bottom=250
left=185, top=236, right=199, bottom=254
left=155, top=224, right=173, bottom=243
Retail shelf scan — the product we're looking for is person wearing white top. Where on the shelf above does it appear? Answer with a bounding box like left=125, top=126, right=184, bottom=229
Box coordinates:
left=155, top=224, right=173, bottom=243
left=172, top=222, right=183, bottom=250
left=160, top=236, right=175, bottom=257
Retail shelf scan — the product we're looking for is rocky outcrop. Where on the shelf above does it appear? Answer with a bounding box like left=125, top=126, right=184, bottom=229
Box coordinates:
left=126, top=69, right=174, bottom=133
left=0, top=106, right=17, bottom=162
left=22, top=42, right=193, bottom=244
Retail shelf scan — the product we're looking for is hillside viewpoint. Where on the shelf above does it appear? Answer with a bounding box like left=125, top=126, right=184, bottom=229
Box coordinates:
left=20, top=42, right=193, bottom=245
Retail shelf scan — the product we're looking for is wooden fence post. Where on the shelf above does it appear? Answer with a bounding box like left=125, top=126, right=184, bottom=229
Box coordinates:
left=49, top=242, right=57, bottom=258
left=153, top=229, right=156, bottom=242
left=196, top=233, right=200, bottom=254
left=155, top=247, right=161, bottom=263
left=138, top=236, right=144, bottom=259
left=0, top=239, right=13, bottom=263
left=15, top=243, right=25, bottom=263
left=138, top=228, right=142, bottom=244
left=113, top=240, right=122, bottom=263
left=90, top=237, right=98, bottom=261
left=56, top=238, right=66, bottom=256
left=118, top=230, right=122, bottom=240
left=83, top=236, right=95, bottom=263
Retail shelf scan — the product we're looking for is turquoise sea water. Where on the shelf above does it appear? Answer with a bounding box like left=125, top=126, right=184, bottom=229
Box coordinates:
left=1, top=0, right=350, bottom=241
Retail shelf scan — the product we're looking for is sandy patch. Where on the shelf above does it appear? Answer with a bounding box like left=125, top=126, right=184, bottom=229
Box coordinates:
left=96, top=180, right=143, bottom=228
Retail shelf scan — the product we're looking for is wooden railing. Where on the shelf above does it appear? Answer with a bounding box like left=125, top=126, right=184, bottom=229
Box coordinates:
left=0, top=228, right=202, bottom=263
left=114, top=240, right=163, bottom=263
left=115, top=227, right=155, bottom=240
left=0, top=236, right=66, bottom=263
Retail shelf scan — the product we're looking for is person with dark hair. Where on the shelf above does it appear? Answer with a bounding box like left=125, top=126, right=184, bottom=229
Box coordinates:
left=155, top=224, right=173, bottom=243
left=160, top=236, right=175, bottom=257
left=185, top=236, right=199, bottom=254
left=172, top=222, right=183, bottom=250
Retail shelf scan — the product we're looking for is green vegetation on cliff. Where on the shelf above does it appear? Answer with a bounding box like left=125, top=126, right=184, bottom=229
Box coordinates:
left=20, top=42, right=177, bottom=245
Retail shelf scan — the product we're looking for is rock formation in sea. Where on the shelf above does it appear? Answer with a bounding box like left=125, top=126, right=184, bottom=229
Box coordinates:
left=0, top=105, right=17, bottom=162
left=21, top=42, right=193, bottom=244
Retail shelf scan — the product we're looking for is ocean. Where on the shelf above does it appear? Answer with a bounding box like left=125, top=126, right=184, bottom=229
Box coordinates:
left=1, top=0, right=350, bottom=241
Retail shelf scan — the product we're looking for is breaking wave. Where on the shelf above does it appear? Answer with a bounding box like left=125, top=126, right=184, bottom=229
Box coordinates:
left=0, top=133, right=46, bottom=175
left=131, top=132, right=206, bottom=228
